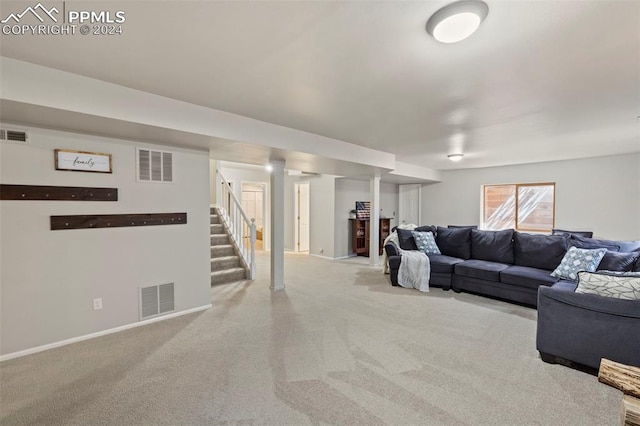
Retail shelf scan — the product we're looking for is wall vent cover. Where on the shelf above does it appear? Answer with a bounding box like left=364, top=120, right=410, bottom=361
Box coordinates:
left=139, top=283, right=175, bottom=320
left=137, top=148, right=173, bottom=182
left=0, top=128, right=28, bottom=143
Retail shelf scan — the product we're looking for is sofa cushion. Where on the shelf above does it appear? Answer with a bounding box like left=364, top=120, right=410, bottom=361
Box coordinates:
left=448, top=225, right=478, bottom=229
left=552, top=228, right=593, bottom=238
left=427, top=254, right=464, bottom=274
left=436, top=226, right=471, bottom=260
left=569, top=235, right=620, bottom=251
left=598, top=250, right=640, bottom=272
left=471, top=229, right=514, bottom=264
left=500, top=265, right=559, bottom=290
left=412, top=231, right=440, bottom=254
left=455, top=259, right=510, bottom=282
left=550, top=280, right=578, bottom=292
left=415, top=225, right=437, bottom=235
left=514, top=232, right=568, bottom=271
left=575, top=271, right=640, bottom=300
left=551, top=247, right=607, bottom=281
left=618, top=240, right=640, bottom=253
left=396, top=228, right=418, bottom=250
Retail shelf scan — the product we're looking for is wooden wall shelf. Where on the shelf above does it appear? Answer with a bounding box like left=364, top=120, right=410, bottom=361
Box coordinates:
left=51, top=213, right=187, bottom=230
left=0, top=184, right=117, bottom=201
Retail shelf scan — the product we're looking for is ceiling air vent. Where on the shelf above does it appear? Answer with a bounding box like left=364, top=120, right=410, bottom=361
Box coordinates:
left=137, top=148, right=173, bottom=183
left=0, top=128, right=28, bottom=143
left=139, top=283, right=175, bottom=320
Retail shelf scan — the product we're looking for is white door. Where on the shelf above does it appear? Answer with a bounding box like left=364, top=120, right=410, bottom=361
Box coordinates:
left=295, top=182, right=310, bottom=252
left=399, top=184, right=421, bottom=226
left=242, top=183, right=265, bottom=242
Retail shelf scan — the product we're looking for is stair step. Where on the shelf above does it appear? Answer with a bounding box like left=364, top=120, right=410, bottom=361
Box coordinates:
left=211, top=267, right=246, bottom=285
left=211, top=234, right=229, bottom=245
left=211, top=255, right=241, bottom=270
left=210, top=214, right=220, bottom=224
left=210, top=207, right=217, bottom=214
left=210, top=224, right=225, bottom=234
left=211, top=245, right=235, bottom=257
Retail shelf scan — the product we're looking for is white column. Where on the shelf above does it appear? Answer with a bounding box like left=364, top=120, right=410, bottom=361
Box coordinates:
left=210, top=159, right=219, bottom=206
left=270, top=160, right=286, bottom=290
left=369, top=175, right=381, bottom=266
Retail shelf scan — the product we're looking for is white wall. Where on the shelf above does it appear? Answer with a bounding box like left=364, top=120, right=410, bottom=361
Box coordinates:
left=0, top=127, right=211, bottom=357
left=334, top=179, right=399, bottom=258
left=309, top=175, right=337, bottom=258
left=420, top=154, right=640, bottom=240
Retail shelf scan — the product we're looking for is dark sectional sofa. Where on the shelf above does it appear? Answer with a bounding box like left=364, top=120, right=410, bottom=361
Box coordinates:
left=385, top=226, right=640, bottom=369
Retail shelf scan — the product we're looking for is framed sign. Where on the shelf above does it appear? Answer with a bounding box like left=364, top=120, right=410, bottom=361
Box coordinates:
left=55, top=149, right=112, bottom=173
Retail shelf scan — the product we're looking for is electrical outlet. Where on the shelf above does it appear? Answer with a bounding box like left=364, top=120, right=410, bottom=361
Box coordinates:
left=93, top=298, right=103, bottom=310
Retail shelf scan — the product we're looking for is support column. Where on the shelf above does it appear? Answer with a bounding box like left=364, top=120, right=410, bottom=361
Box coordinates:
left=209, top=159, right=219, bottom=207
left=270, top=160, right=286, bottom=290
left=369, top=175, right=381, bottom=266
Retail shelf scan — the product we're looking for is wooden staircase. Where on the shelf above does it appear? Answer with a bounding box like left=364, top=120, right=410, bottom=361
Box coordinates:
left=210, top=207, right=248, bottom=285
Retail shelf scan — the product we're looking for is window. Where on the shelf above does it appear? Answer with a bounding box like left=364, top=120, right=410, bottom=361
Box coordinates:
left=483, top=183, right=555, bottom=232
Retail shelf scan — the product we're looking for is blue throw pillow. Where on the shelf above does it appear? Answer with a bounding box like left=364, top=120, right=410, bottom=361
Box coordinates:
left=597, top=251, right=640, bottom=272
left=569, top=235, right=620, bottom=251
left=412, top=231, right=440, bottom=255
left=551, top=246, right=607, bottom=281
left=396, top=228, right=418, bottom=250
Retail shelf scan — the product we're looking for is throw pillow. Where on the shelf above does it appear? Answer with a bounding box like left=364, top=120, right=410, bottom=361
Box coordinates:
left=436, top=226, right=472, bottom=259
left=396, top=228, right=418, bottom=251
left=513, top=232, right=569, bottom=271
left=597, top=250, right=640, bottom=272
left=412, top=231, right=440, bottom=255
left=569, top=235, right=620, bottom=251
left=415, top=225, right=437, bottom=235
left=551, top=246, right=607, bottom=281
left=470, top=229, right=514, bottom=264
left=575, top=271, right=640, bottom=300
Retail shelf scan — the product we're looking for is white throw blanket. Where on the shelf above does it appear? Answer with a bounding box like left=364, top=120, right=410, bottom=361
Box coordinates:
left=382, top=223, right=417, bottom=274
left=397, top=250, right=431, bottom=292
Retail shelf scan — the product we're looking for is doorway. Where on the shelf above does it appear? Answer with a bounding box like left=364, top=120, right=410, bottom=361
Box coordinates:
left=399, top=184, right=421, bottom=226
left=294, top=182, right=310, bottom=252
left=241, top=182, right=265, bottom=251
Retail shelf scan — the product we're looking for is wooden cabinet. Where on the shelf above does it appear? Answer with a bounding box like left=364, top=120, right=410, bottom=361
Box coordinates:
left=350, top=218, right=391, bottom=257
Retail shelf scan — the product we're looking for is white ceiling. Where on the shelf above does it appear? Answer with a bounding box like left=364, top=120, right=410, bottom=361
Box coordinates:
left=0, top=0, right=639, bottom=171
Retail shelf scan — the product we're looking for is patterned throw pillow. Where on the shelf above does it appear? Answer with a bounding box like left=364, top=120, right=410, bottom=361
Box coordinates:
left=575, top=271, right=640, bottom=300
left=411, top=231, right=441, bottom=255
left=551, top=246, right=607, bottom=281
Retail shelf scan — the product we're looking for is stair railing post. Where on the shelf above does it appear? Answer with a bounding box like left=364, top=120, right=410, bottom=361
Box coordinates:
left=250, top=218, right=256, bottom=279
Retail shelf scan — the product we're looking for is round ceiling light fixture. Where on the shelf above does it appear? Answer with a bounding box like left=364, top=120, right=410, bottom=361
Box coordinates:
left=426, top=1, right=489, bottom=43
left=447, top=153, right=464, bottom=162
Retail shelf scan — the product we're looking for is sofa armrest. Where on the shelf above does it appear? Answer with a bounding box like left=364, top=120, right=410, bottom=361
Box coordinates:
left=537, top=284, right=640, bottom=368
left=385, top=241, right=400, bottom=257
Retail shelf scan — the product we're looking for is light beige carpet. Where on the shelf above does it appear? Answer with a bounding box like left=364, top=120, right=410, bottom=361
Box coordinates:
left=0, top=252, right=620, bottom=425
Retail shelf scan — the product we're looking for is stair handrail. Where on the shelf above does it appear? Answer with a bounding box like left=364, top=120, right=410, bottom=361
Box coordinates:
left=215, top=168, right=256, bottom=279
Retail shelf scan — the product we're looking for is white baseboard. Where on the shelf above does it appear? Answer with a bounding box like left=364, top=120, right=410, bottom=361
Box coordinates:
left=0, top=304, right=212, bottom=362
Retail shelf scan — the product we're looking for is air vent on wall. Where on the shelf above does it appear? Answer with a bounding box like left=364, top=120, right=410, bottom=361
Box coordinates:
left=0, top=128, right=28, bottom=143
left=139, top=283, right=175, bottom=320
left=137, top=148, right=173, bottom=182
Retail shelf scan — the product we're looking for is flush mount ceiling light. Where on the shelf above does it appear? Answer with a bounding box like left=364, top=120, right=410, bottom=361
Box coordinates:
left=447, top=153, right=464, bottom=162
left=426, top=1, right=489, bottom=43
